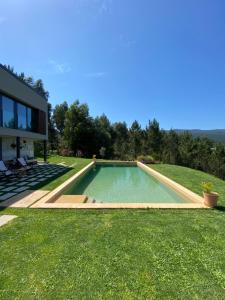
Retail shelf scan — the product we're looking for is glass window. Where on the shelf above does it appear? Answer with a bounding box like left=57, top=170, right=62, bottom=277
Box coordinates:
left=1, top=94, right=46, bottom=134
left=2, top=96, right=15, bottom=128
left=17, top=103, right=27, bottom=130
left=27, top=107, right=32, bottom=131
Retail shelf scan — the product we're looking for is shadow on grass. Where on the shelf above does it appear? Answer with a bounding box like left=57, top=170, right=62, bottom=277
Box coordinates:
left=214, top=205, right=225, bottom=212
left=32, top=167, right=72, bottom=190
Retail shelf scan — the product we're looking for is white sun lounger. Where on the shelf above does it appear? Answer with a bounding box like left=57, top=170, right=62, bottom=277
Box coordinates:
left=17, top=157, right=32, bottom=170
left=0, top=160, right=14, bottom=177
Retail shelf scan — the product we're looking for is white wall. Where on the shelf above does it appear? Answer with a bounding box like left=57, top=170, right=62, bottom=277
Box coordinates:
left=2, top=137, right=34, bottom=161
left=2, top=137, right=17, bottom=161
left=20, top=139, right=34, bottom=158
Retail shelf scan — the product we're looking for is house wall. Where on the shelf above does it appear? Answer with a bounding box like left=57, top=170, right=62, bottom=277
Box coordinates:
left=20, top=139, right=34, bottom=158
left=0, top=67, right=47, bottom=112
left=0, top=65, right=48, bottom=140
left=0, top=65, right=47, bottom=161
left=2, top=137, right=34, bottom=161
left=2, top=137, right=17, bottom=161
left=0, top=127, right=47, bottom=140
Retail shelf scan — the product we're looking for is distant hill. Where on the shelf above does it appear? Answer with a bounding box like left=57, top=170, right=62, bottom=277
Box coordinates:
left=174, top=129, right=225, bottom=143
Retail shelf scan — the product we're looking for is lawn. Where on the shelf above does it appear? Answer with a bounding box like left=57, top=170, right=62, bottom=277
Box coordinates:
left=1, top=161, right=225, bottom=299
left=150, top=164, right=225, bottom=207
left=36, top=155, right=91, bottom=191
left=1, top=208, right=225, bottom=299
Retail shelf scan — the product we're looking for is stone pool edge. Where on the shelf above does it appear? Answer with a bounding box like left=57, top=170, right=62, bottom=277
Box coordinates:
left=137, top=162, right=204, bottom=204
left=31, top=161, right=206, bottom=209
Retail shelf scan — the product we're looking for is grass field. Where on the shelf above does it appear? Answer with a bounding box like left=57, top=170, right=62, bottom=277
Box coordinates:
left=1, top=159, right=225, bottom=299
left=1, top=208, right=225, bottom=299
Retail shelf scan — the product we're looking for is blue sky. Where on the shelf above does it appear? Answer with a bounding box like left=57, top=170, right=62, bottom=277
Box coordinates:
left=1, top=0, right=225, bottom=129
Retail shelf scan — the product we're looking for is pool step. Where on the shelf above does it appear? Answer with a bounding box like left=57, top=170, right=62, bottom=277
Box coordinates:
left=54, top=195, right=87, bottom=203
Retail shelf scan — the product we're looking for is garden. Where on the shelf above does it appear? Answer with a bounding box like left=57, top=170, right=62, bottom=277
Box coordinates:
left=1, top=156, right=225, bottom=299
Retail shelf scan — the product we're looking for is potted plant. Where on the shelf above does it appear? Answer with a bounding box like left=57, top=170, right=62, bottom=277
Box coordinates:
left=201, top=182, right=219, bottom=207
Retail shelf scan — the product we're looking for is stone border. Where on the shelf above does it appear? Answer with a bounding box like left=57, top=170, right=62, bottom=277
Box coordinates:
left=0, top=215, right=17, bottom=227
left=137, top=162, right=204, bottom=204
left=96, top=160, right=136, bottom=165
left=31, top=161, right=95, bottom=207
left=31, top=202, right=206, bottom=209
left=0, top=190, right=49, bottom=208
left=31, top=161, right=206, bottom=209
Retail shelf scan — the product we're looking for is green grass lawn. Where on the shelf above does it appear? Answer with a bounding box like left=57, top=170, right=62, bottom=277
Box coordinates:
left=150, top=164, right=225, bottom=207
left=36, top=155, right=91, bottom=191
left=1, top=161, right=225, bottom=299
left=1, top=208, right=225, bottom=299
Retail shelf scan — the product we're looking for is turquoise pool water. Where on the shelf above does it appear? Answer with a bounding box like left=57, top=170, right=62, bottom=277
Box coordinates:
left=64, top=164, right=189, bottom=203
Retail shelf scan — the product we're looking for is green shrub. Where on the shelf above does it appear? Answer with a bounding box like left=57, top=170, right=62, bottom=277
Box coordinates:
left=137, top=155, right=155, bottom=163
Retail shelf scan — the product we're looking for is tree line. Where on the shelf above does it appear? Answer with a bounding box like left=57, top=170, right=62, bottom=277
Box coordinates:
left=4, top=65, right=225, bottom=180
left=49, top=100, right=225, bottom=180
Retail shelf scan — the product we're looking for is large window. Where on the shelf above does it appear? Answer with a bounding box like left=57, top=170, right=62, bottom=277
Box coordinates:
left=27, top=107, right=32, bottom=131
left=1, top=93, right=46, bottom=135
left=17, top=103, right=27, bottom=130
left=2, top=96, right=15, bottom=128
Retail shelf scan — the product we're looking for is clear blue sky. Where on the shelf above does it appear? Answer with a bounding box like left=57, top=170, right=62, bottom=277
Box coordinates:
left=1, top=0, right=225, bottom=129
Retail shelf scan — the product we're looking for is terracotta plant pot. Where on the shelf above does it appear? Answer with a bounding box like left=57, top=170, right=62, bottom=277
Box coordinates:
left=203, top=192, right=219, bottom=207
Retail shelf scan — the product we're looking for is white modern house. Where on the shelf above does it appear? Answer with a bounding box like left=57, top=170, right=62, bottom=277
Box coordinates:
left=0, top=64, right=48, bottom=162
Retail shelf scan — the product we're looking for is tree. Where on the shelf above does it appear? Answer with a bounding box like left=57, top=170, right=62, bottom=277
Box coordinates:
left=112, top=122, right=129, bottom=160
left=32, top=79, right=49, bottom=99
left=129, top=120, right=143, bottom=159
left=178, top=132, right=196, bottom=167
left=145, top=119, right=162, bottom=159
left=64, top=100, right=94, bottom=156
left=191, top=137, right=212, bottom=171
left=162, top=130, right=180, bottom=165
left=93, top=114, right=113, bottom=158
left=4, top=64, right=14, bottom=73
left=208, top=144, right=225, bottom=179
left=53, top=101, right=68, bottom=134
left=47, top=103, right=57, bottom=151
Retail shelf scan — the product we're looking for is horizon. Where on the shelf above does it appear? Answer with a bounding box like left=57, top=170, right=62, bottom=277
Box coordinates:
left=1, top=0, right=225, bottom=130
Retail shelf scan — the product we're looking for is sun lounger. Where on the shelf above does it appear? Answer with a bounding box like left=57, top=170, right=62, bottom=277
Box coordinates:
left=24, top=155, right=37, bottom=166
left=0, top=160, right=14, bottom=177
left=17, top=157, right=32, bottom=170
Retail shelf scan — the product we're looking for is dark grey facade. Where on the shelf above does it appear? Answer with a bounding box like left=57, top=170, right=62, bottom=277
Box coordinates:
left=0, top=64, right=48, bottom=161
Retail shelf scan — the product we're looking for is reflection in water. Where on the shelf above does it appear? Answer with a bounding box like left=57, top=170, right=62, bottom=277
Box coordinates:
left=64, top=164, right=189, bottom=203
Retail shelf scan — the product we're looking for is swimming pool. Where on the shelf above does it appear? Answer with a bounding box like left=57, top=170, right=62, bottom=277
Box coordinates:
left=64, top=163, right=190, bottom=203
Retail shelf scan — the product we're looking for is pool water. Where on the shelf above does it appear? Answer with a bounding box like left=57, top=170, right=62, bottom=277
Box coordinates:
left=64, top=164, right=189, bottom=203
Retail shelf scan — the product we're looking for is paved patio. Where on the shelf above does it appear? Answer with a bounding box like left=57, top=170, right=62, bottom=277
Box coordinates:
left=0, top=164, right=69, bottom=202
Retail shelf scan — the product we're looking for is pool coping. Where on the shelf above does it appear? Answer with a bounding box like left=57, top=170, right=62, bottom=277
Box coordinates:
left=31, top=161, right=206, bottom=209
left=137, top=162, right=204, bottom=204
